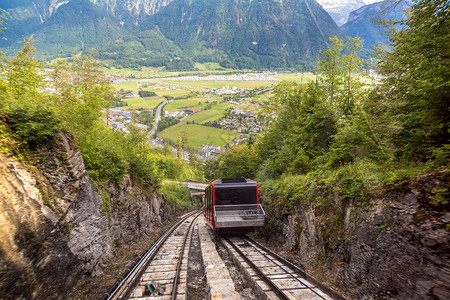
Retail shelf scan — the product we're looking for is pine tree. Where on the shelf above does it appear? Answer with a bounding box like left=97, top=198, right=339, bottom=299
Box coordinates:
left=376, top=0, right=450, bottom=159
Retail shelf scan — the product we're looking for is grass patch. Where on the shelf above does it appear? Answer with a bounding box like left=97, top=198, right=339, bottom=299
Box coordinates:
left=273, top=73, right=316, bottom=82
left=124, top=97, right=164, bottom=109
left=152, top=88, right=199, bottom=98
left=164, top=97, right=219, bottom=112
left=158, top=123, right=240, bottom=148
left=142, top=97, right=165, bottom=109
left=184, top=103, right=235, bottom=124
left=112, top=81, right=140, bottom=92
left=249, top=91, right=273, bottom=103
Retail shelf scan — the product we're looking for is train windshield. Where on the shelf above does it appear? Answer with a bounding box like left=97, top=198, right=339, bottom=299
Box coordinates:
left=215, top=186, right=257, bottom=205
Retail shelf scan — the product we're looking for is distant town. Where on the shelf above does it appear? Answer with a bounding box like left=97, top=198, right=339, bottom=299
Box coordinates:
left=103, top=73, right=276, bottom=161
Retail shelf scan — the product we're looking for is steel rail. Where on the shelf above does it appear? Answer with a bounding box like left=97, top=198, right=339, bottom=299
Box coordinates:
left=100, top=210, right=200, bottom=300
left=245, top=236, right=347, bottom=300
left=243, top=236, right=326, bottom=299
left=224, top=237, right=292, bottom=300
left=171, top=212, right=201, bottom=300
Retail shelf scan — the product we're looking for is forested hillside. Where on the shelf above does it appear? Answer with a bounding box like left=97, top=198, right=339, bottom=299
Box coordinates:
left=144, top=0, right=342, bottom=70
left=0, top=0, right=343, bottom=70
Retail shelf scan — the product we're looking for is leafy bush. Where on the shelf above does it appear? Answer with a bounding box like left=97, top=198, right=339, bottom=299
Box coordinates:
left=159, top=182, right=191, bottom=208
left=5, top=102, right=60, bottom=147
left=138, top=90, right=156, bottom=98
left=78, top=123, right=128, bottom=183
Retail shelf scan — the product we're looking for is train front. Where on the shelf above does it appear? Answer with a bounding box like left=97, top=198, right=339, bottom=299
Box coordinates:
left=205, top=178, right=265, bottom=233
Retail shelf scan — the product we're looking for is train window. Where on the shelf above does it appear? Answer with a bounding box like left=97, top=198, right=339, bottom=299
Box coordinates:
left=214, top=187, right=257, bottom=205
left=208, top=186, right=212, bottom=211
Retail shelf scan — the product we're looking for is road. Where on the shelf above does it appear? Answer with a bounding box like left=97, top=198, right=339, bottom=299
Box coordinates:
left=149, top=100, right=168, bottom=137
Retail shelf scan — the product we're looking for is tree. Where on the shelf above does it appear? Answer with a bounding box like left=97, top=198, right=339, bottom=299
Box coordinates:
left=375, top=0, right=450, bottom=159
left=316, top=36, right=364, bottom=116
left=258, top=81, right=336, bottom=175
left=6, top=37, right=44, bottom=103
left=316, top=36, right=344, bottom=105
left=216, top=144, right=260, bottom=179
left=341, top=36, right=364, bottom=115
left=50, top=53, right=114, bottom=134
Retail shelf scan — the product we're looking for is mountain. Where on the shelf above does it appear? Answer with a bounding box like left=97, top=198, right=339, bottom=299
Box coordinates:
left=145, top=0, right=343, bottom=69
left=90, top=0, right=176, bottom=24
left=341, top=0, right=410, bottom=49
left=0, top=0, right=344, bottom=70
left=0, top=0, right=128, bottom=57
left=316, top=0, right=379, bottom=26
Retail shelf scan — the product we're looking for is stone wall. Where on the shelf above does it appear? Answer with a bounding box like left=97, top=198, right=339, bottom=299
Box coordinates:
left=0, top=132, right=177, bottom=299
left=263, top=171, right=449, bottom=299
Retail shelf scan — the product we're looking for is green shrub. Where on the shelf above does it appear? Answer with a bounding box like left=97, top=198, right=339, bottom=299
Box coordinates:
left=138, top=90, right=156, bottom=97
left=78, top=124, right=128, bottom=183
left=5, top=102, right=60, bottom=147
left=159, top=183, right=191, bottom=208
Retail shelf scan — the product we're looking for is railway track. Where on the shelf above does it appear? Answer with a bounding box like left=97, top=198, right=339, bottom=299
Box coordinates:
left=101, top=210, right=201, bottom=300
left=102, top=211, right=346, bottom=300
left=220, top=235, right=347, bottom=300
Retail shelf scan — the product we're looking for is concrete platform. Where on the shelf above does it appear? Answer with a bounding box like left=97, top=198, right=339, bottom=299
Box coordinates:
left=198, top=218, right=241, bottom=300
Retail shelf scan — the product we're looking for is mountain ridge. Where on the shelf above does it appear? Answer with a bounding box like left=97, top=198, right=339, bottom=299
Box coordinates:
left=1, top=0, right=343, bottom=70
left=341, top=0, right=410, bottom=49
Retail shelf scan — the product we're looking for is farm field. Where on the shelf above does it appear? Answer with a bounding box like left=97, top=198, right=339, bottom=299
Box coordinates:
left=158, top=123, right=240, bottom=148
left=184, top=103, right=235, bottom=124
left=124, top=97, right=164, bottom=109
left=104, top=65, right=251, bottom=78
left=273, top=73, right=316, bottom=82
left=112, top=81, right=140, bottom=92
left=149, top=87, right=202, bottom=98
left=164, top=97, right=220, bottom=112
left=250, top=91, right=273, bottom=103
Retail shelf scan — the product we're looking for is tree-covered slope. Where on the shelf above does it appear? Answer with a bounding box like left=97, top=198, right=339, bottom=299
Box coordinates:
left=146, top=0, right=343, bottom=69
left=0, top=0, right=128, bottom=57
left=34, top=0, right=130, bottom=58
left=1, top=0, right=344, bottom=69
left=97, top=29, right=186, bottom=68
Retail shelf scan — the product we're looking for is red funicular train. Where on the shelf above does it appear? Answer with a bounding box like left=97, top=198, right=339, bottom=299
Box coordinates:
left=204, top=178, right=265, bottom=232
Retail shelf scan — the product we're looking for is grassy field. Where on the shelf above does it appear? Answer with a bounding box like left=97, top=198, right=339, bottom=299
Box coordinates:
left=112, top=81, right=140, bottom=92
left=249, top=91, right=274, bottom=103
left=273, top=73, right=316, bottom=82
left=124, top=97, right=164, bottom=109
left=234, top=104, right=259, bottom=111
left=164, top=97, right=220, bottom=112
left=158, top=123, right=240, bottom=148
left=149, top=87, right=196, bottom=98
left=104, top=66, right=164, bottom=78
left=184, top=103, right=235, bottom=124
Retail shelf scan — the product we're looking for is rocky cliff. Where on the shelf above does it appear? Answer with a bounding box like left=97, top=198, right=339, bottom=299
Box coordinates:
left=0, top=132, right=177, bottom=299
left=262, top=170, right=449, bottom=299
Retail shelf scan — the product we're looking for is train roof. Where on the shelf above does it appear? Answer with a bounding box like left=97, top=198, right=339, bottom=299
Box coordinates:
left=211, top=178, right=257, bottom=188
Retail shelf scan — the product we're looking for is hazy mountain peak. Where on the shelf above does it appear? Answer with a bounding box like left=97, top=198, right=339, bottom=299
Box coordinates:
left=316, top=0, right=381, bottom=25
